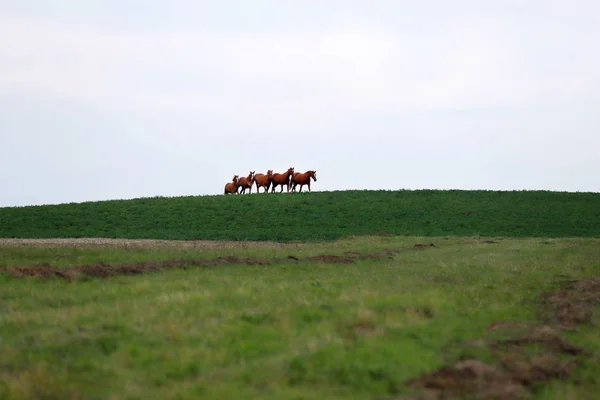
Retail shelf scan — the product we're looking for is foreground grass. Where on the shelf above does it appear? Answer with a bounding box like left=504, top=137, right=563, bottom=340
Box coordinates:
left=0, top=236, right=599, bottom=399
left=1, top=189, right=600, bottom=241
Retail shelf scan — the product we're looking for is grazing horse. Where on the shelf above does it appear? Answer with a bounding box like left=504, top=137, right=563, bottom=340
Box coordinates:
left=291, top=170, right=317, bottom=192
left=271, top=167, right=295, bottom=193
left=224, top=175, right=239, bottom=195
left=237, top=171, right=255, bottom=194
left=254, top=170, right=273, bottom=193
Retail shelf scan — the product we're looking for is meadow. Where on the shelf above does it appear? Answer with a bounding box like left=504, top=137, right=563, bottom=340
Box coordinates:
left=1, top=189, right=600, bottom=241
left=1, top=189, right=599, bottom=399
left=1, top=235, right=600, bottom=400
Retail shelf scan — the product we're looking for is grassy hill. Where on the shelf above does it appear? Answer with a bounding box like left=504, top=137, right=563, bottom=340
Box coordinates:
left=1, top=190, right=599, bottom=241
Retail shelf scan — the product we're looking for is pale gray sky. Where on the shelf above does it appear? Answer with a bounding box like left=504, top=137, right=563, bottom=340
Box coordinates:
left=1, top=1, right=599, bottom=207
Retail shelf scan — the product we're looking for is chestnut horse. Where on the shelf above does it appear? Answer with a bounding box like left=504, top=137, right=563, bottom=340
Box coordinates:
left=224, top=175, right=239, bottom=195
left=291, top=170, right=317, bottom=192
left=270, top=167, right=295, bottom=193
left=237, top=171, right=255, bottom=194
left=254, top=170, right=273, bottom=193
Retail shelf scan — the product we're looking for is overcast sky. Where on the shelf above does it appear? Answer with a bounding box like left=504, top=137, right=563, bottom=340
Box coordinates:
left=1, top=1, right=599, bottom=207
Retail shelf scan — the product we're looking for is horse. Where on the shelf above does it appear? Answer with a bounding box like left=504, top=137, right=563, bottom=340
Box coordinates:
left=237, top=171, right=255, bottom=194
left=254, top=170, right=273, bottom=193
left=291, top=170, right=317, bottom=192
left=224, top=175, right=239, bottom=195
left=270, top=167, right=295, bottom=193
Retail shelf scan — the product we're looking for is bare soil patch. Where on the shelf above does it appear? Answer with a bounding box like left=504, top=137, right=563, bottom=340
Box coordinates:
left=0, top=244, right=436, bottom=280
left=396, top=276, right=600, bottom=400
left=1, top=256, right=271, bottom=280
left=414, top=243, right=436, bottom=249
left=304, top=255, right=355, bottom=264
left=539, top=278, right=600, bottom=327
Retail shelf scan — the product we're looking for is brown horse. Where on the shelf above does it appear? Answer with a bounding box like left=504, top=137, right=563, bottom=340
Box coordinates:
left=237, top=171, right=255, bottom=194
left=291, top=170, right=317, bottom=192
left=224, top=175, right=239, bottom=195
left=271, top=167, right=295, bottom=193
left=254, top=170, right=273, bottom=193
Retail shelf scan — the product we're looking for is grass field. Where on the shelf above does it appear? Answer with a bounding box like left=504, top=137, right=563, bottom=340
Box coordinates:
left=1, top=235, right=599, bottom=399
left=1, top=189, right=600, bottom=241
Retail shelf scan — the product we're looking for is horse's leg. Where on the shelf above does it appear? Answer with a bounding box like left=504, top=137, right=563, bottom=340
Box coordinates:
left=307, top=182, right=311, bottom=192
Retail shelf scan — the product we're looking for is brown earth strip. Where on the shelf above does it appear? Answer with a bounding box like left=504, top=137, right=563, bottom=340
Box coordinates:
left=1, top=256, right=274, bottom=280
left=395, top=276, right=600, bottom=400
left=0, top=244, right=436, bottom=280
left=414, top=243, right=436, bottom=249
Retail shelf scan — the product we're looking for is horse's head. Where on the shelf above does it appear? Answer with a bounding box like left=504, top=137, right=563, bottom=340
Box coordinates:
left=249, top=171, right=255, bottom=182
left=287, top=167, right=295, bottom=176
left=232, top=175, right=239, bottom=183
left=267, top=169, right=273, bottom=177
left=311, top=170, right=317, bottom=181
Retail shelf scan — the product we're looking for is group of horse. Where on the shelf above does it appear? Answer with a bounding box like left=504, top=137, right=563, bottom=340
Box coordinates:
left=224, top=167, right=317, bottom=195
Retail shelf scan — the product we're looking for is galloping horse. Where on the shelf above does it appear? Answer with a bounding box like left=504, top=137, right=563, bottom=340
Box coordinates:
left=270, top=167, right=295, bottom=193
left=237, top=171, right=255, bottom=194
left=254, top=170, right=273, bottom=193
left=224, top=175, right=239, bottom=195
left=291, top=170, right=317, bottom=192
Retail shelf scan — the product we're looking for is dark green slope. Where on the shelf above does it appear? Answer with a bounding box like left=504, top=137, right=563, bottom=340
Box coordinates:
left=1, top=190, right=599, bottom=241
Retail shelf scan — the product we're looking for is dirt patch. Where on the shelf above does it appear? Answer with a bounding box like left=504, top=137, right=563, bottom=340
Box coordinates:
left=1, top=244, right=436, bottom=280
left=397, top=276, right=600, bottom=400
left=7, top=264, right=75, bottom=280
left=0, top=256, right=272, bottom=280
left=343, top=248, right=407, bottom=261
left=495, top=325, right=585, bottom=355
left=405, top=359, right=526, bottom=400
left=414, top=243, right=436, bottom=249
left=539, top=278, right=600, bottom=327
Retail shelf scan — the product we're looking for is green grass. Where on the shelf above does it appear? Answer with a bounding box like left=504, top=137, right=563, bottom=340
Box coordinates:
left=1, top=189, right=599, bottom=241
left=1, top=236, right=599, bottom=399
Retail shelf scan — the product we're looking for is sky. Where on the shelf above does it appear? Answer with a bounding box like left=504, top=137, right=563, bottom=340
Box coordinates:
left=1, top=1, right=599, bottom=207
